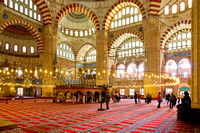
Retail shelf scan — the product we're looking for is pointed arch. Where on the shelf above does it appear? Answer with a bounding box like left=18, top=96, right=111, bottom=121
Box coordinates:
left=161, top=19, right=191, bottom=49
left=34, top=0, right=52, bottom=25
left=55, top=3, right=100, bottom=30
left=102, top=0, right=146, bottom=31
left=109, top=30, right=144, bottom=55
left=0, top=19, right=43, bottom=53
left=149, top=0, right=162, bottom=16
left=76, top=43, right=96, bottom=61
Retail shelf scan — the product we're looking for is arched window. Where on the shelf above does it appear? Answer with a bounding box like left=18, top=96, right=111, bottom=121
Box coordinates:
left=178, top=58, right=191, bottom=76
left=127, top=63, right=137, bottom=75
left=30, top=46, right=34, bottom=53
left=180, top=2, right=185, bottom=11
left=110, top=4, right=142, bottom=29
left=89, top=29, right=92, bottom=35
left=80, top=30, right=83, bottom=37
left=20, top=5, right=23, bottom=13
left=15, top=3, right=18, bottom=11
left=14, top=45, right=18, bottom=52
left=5, top=43, right=9, bottom=50
left=111, top=22, right=114, bottom=28
left=85, top=30, right=88, bottom=36
left=165, top=30, right=191, bottom=52
left=62, top=27, right=64, bottom=33
left=22, top=46, right=26, bottom=53
left=166, top=60, right=177, bottom=76
left=75, top=30, right=78, bottom=36
left=65, top=29, right=68, bottom=35
left=70, top=30, right=73, bottom=36
left=117, top=64, right=125, bottom=78
left=138, top=62, right=144, bottom=76
left=4, top=0, right=42, bottom=21
left=92, top=28, right=95, bottom=33
left=172, top=4, right=177, bottom=14
left=188, top=0, right=192, bottom=8
left=86, top=49, right=96, bottom=62
left=165, top=5, right=169, bottom=15
left=57, top=44, right=75, bottom=61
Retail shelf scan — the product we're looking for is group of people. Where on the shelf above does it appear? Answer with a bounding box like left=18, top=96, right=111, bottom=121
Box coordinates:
left=105, top=91, right=191, bottom=116
left=165, top=92, right=185, bottom=108
left=157, top=91, right=191, bottom=110
left=134, top=92, right=141, bottom=104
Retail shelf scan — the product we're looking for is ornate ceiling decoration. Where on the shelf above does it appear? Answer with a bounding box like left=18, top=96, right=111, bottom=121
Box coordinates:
left=69, top=12, right=86, bottom=19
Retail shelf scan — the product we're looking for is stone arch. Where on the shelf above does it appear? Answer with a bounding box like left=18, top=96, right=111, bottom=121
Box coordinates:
left=0, top=19, right=43, bottom=53
left=64, top=91, right=73, bottom=98
left=102, top=0, right=147, bottom=31
left=76, top=43, right=96, bottom=61
left=109, top=31, right=144, bottom=55
left=34, top=0, right=52, bottom=25
left=116, top=63, right=125, bottom=70
left=55, top=3, right=100, bottom=30
left=161, top=19, right=191, bottom=49
left=149, top=0, right=162, bottom=16
left=177, top=57, right=191, bottom=65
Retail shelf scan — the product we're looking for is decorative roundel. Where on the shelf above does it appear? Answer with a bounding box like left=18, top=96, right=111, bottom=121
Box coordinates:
left=2, top=13, right=8, bottom=19
left=139, top=27, right=143, bottom=32
left=38, top=28, right=42, bottom=33
left=110, top=34, right=114, bottom=38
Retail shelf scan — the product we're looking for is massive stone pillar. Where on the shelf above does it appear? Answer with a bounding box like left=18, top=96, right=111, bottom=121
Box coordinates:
left=96, top=30, right=108, bottom=86
left=143, top=17, right=161, bottom=98
left=191, top=0, right=200, bottom=109
left=39, top=25, right=58, bottom=97
left=0, top=1, right=5, bottom=17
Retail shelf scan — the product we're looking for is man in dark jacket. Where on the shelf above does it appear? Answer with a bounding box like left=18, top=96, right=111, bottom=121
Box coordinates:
left=105, top=91, right=110, bottom=109
left=169, top=92, right=176, bottom=108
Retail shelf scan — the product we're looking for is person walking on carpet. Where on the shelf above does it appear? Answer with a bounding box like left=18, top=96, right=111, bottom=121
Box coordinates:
left=157, top=92, right=162, bottom=108
left=147, top=93, right=151, bottom=104
left=105, top=91, right=110, bottom=110
left=169, top=92, right=176, bottom=108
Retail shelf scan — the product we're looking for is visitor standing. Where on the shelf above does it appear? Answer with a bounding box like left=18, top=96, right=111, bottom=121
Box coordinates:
left=147, top=93, right=151, bottom=104
left=157, top=92, right=162, bottom=108
left=134, top=92, right=138, bottom=104
left=138, top=93, right=141, bottom=103
left=169, top=92, right=176, bottom=108
left=166, top=93, right=170, bottom=105
left=105, top=91, right=110, bottom=110
left=182, top=91, right=191, bottom=121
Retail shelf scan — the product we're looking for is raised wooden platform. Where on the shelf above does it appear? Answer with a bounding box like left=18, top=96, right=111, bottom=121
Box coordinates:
left=0, top=121, right=18, bottom=131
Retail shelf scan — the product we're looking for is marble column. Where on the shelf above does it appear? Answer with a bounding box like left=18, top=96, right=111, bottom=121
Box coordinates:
left=143, top=17, right=161, bottom=98
left=96, top=30, right=108, bottom=85
left=39, top=25, right=58, bottom=97
left=191, top=0, right=200, bottom=109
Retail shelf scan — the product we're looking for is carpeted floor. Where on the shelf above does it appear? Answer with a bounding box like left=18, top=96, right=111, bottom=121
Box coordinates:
left=0, top=99, right=199, bottom=133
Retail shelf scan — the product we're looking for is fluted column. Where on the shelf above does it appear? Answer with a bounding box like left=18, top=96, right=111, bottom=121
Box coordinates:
left=143, top=17, right=161, bottom=98
left=96, top=30, right=108, bottom=85
left=39, top=25, right=58, bottom=97
left=191, top=0, right=200, bottom=109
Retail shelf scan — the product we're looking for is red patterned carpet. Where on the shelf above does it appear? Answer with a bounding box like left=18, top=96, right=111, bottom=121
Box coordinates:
left=0, top=99, right=199, bottom=133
